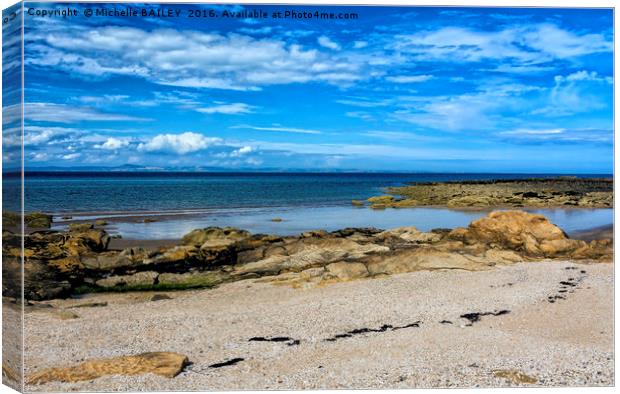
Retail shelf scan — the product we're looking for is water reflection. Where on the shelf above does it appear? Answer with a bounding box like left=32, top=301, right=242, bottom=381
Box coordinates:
left=52, top=206, right=613, bottom=240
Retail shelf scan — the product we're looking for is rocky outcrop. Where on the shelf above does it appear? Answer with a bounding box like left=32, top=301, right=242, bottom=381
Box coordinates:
left=3, top=211, right=53, bottom=228
left=364, top=178, right=613, bottom=209
left=27, top=352, right=189, bottom=384
left=3, top=210, right=612, bottom=300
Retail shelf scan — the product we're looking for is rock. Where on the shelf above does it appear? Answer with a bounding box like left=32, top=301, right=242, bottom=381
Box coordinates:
left=143, top=218, right=157, bottom=223
left=392, top=199, right=418, bottom=208
left=23, top=259, right=72, bottom=300
left=483, top=249, right=522, bottom=264
left=379, top=227, right=441, bottom=243
left=8, top=210, right=612, bottom=300
left=27, top=352, right=189, bottom=384
left=2, top=211, right=20, bottom=227
left=367, top=195, right=394, bottom=204
left=25, top=212, right=52, bottom=228
left=82, top=248, right=149, bottom=271
left=69, top=223, right=94, bottom=232
left=150, top=294, right=172, bottom=301
left=330, top=227, right=382, bottom=238
left=270, top=218, right=283, bottom=222
left=144, top=245, right=199, bottom=265
left=464, top=211, right=567, bottom=257
left=380, top=178, right=613, bottom=208
left=95, top=271, right=159, bottom=288
left=95, top=220, right=107, bottom=226
left=301, top=230, right=329, bottom=238
left=64, top=229, right=110, bottom=254
left=493, top=369, right=537, bottom=384
left=182, top=227, right=250, bottom=246
left=447, top=196, right=494, bottom=207
left=158, top=271, right=230, bottom=288
left=324, top=262, right=368, bottom=280
left=351, top=200, right=365, bottom=207
left=366, top=248, right=487, bottom=275
left=71, top=301, right=107, bottom=308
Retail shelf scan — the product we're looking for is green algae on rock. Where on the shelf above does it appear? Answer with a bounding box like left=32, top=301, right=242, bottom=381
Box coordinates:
left=366, top=178, right=612, bottom=209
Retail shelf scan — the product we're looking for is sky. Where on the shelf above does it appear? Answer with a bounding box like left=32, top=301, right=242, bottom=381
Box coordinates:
left=2, top=3, right=614, bottom=173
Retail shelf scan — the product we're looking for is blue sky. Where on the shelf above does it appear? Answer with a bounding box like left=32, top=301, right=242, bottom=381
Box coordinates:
left=3, top=4, right=614, bottom=172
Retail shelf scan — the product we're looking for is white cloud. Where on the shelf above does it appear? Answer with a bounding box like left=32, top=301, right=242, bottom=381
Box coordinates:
left=61, top=153, right=81, bottom=160
left=137, top=132, right=222, bottom=154
left=500, top=128, right=564, bottom=136
left=234, top=125, right=322, bottom=135
left=554, top=70, right=612, bottom=84
left=230, top=145, right=254, bottom=157
left=28, top=27, right=362, bottom=90
left=394, top=24, right=611, bottom=64
left=385, top=75, right=434, bottom=83
left=522, top=24, right=612, bottom=58
left=317, top=36, right=341, bottom=51
left=94, top=137, right=130, bottom=150
left=498, top=128, right=612, bottom=143
left=533, top=70, right=612, bottom=116
left=353, top=41, right=368, bottom=49
left=196, top=102, right=254, bottom=115
left=346, top=111, right=373, bottom=121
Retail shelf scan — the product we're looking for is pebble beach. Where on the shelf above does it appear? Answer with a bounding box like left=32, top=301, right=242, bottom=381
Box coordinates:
left=22, top=260, right=613, bottom=391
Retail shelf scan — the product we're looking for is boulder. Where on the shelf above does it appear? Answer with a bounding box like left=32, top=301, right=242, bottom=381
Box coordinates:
left=95, top=271, right=159, bottom=288
left=144, top=245, right=199, bottom=266
left=64, top=229, right=110, bottom=255
left=181, top=227, right=250, bottom=246
left=464, top=211, right=566, bottom=255
left=81, top=248, right=150, bottom=271
left=25, top=212, right=52, bottom=228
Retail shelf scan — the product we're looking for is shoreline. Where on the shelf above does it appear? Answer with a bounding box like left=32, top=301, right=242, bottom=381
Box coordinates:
left=47, top=205, right=613, bottom=243
left=8, top=210, right=613, bottom=301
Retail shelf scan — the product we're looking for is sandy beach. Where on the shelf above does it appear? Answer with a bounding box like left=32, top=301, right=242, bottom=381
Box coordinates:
left=21, top=259, right=612, bottom=391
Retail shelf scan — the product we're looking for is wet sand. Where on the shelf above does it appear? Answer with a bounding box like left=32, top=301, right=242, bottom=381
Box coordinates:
left=22, top=260, right=613, bottom=391
left=571, top=224, right=614, bottom=242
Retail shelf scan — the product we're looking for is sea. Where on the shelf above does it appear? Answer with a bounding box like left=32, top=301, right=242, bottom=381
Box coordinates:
left=2, top=172, right=613, bottom=240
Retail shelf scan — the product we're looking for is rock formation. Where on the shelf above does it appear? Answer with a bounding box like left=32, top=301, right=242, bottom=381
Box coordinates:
left=364, top=178, right=613, bottom=209
left=2, top=211, right=612, bottom=301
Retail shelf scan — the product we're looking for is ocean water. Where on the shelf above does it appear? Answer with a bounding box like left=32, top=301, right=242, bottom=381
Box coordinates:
left=1, top=172, right=613, bottom=239
left=3, top=172, right=610, bottom=213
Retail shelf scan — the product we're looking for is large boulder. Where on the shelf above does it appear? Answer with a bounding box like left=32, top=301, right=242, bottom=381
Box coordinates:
left=451, top=210, right=608, bottom=259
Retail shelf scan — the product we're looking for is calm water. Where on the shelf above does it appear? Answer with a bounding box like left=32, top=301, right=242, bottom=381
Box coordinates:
left=52, top=205, right=613, bottom=240
left=2, top=172, right=612, bottom=239
left=3, top=172, right=610, bottom=213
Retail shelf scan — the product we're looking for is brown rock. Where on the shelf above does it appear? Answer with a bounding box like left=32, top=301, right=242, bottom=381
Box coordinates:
left=465, top=210, right=566, bottom=254
left=181, top=227, right=250, bottom=246
left=27, top=352, right=189, bottom=384
left=95, top=271, right=159, bottom=288
left=324, top=262, right=368, bottom=280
